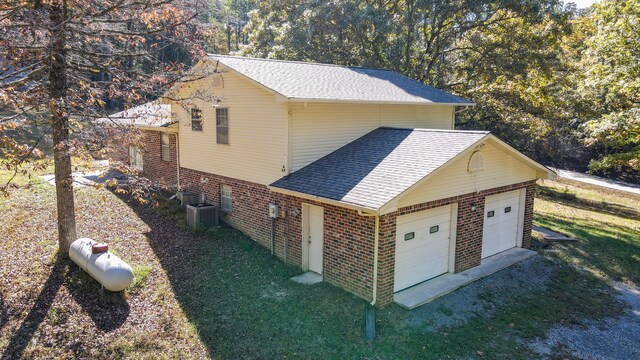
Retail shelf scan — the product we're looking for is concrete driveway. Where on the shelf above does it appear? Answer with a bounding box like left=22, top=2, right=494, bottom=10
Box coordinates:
left=551, top=168, right=640, bottom=195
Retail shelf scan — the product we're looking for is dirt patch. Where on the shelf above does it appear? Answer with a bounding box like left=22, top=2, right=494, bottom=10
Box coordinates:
left=0, top=185, right=209, bottom=359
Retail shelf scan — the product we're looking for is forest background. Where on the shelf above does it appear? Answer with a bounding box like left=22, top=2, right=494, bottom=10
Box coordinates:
left=209, top=0, right=639, bottom=182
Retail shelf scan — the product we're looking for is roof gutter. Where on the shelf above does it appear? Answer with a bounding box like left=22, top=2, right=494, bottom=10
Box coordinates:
left=268, top=186, right=379, bottom=214
left=135, top=125, right=179, bottom=133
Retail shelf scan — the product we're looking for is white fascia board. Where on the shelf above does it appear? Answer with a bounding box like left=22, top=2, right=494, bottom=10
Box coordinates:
left=287, top=97, right=476, bottom=106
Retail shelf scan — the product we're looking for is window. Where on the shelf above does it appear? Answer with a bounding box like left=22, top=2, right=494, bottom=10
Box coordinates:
left=191, top=107, right=202, bottom=131
left=216, top=108, right=229, bottom=144
left=404, top=232, right=415, bottom=241
left=429, top=225, right=439, bottom=234
left=221, top=185, right=232, bottom=212
left=487, top=210, right=495, bottom=218
left=161, top=133, right=170, bottom=161
left=504, top=206, right=512, bottom=213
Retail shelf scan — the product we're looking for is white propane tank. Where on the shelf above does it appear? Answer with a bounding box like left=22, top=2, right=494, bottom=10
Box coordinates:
left=69, top=238, right=134, bottom=291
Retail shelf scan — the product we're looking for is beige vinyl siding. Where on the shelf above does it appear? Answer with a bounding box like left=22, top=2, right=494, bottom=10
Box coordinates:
left=396, top=139, right=537, bottom=208
left=290, top=103, right=454, bottom=171
left=172, top=67, right=288, bottom=185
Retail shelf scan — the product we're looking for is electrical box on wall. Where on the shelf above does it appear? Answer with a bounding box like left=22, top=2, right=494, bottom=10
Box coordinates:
left=268, top=204, right=279, bottom=218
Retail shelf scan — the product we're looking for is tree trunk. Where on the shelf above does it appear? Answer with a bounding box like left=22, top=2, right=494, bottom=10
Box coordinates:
left=49, top=0, right=77, bottom=258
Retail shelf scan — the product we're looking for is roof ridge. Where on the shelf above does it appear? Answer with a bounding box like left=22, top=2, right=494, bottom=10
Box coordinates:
left=379, top=127, right=490, bottom=135
left=207, top=53, right=394, bottom=73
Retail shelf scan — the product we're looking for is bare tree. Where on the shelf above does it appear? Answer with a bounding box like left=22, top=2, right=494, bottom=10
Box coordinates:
left=0, top=0, right=212, bottom=258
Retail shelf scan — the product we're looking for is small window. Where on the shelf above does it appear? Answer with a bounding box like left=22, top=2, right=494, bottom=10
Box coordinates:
left=429, top=225, right=439, bottom=234
left=404, top=232, right=415, bottom=241
left=487, top=210, right=495, bottom=218
left=504, top=206, right=512, bottom=213
left=191, top=107, right=203, bottom=131
left=161, top=133, right=170, bottom=161
left=221, top=185, right=232, bottom=212
left=216, top=108, right=229, bottom=144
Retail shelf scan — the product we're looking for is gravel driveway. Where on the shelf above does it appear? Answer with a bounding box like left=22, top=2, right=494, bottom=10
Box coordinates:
left=529, top=283, right=640, bottom=359
left=404, top=255, right=554, bottom=331
left=403, top=255, right=639, bottom=359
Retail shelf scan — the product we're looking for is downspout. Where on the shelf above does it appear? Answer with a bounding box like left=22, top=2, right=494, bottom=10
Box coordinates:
left=371, top=215, right=380, bottom=306
left=175, top=133, right=181, bottom=190
left=271, top=217, right=275, bottom=256
left=358, top=210, right=380, bottom=306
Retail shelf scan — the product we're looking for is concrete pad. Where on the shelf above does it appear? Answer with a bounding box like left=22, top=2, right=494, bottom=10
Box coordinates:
left=40, top=168, right=128, bottom=188
left=532, top=226, right=578, bottom=241
left=394, top=247, right=537, bottom=310
left=291, top=272, right=323, bottom=285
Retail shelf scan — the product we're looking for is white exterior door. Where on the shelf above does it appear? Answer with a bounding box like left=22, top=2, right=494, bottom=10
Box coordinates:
left=482, top=190, right=522, bottom=259
left=304, top=204, right=324, bottom=274
left=394, top=205, right=453, bottom=292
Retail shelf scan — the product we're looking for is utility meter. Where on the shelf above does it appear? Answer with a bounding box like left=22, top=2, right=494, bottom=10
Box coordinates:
left=268, top=204, right=279, bottom=218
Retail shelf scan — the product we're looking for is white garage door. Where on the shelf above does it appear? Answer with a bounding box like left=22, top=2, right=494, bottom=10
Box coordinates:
left=394, top=205, right=453, bottom=292
left=482, top=190, right=522, bottom=259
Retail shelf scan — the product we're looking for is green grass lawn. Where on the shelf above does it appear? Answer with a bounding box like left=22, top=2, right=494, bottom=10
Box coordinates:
left=535, top=179, right=640, bottom=285
left=0, top=172, right=637, bottom=359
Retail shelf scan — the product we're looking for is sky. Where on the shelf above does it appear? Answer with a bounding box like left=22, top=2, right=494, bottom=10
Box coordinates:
left=567, top=0, right=600, bottom=8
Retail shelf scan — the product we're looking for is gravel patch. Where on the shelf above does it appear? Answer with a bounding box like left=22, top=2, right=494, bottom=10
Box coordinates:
left=529, top=283, right=640, bottom=359
left=405, top=256, right=555, bottom=331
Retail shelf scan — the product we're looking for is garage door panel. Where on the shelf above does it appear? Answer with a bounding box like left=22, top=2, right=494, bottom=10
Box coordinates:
left=394, top=205, right=453, bottom=292
left=395, top=245, right=450, bottom=265
left=482, top=190, right=522, bottom=259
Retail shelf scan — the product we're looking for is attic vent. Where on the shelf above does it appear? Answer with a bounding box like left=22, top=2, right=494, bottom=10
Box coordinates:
left=211, top=73, right=223, bottom=88
left=468, top=151, right=485, bottom=172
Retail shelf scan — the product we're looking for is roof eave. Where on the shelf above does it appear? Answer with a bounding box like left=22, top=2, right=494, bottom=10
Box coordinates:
left=286, top=97, right=475, bottom=106
left=136, top=124, right=178, bottom=133
left=268, top=186, right=379, bottom=214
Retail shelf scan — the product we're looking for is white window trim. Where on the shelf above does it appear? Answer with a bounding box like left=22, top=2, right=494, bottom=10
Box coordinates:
left=216, top=108, right=229, bottom=145
left=221, top=185, right=232, bottom=212
left=161, top=133, right=170, bottom=161
left=191, top=107, right=203, bottom=131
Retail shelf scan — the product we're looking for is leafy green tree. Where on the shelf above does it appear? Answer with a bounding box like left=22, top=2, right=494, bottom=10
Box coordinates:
left=577, top=0, right=640, bottom=180
left=242, top=0, right=575, bottom=165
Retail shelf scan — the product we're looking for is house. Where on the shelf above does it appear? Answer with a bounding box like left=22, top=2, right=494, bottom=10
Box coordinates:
left=113, top=55, right=554, bottom=308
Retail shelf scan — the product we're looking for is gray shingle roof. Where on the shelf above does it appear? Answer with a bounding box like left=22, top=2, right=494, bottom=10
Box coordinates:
left=102, top=103, right=172, bottom=127
left=208, top=55, right=473, bottom=105
left=270, top=128, right=488, bottom=210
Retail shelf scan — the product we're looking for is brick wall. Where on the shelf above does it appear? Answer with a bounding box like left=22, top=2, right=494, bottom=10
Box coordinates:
left=141, top=130, right=177, bottom=187
left=374, top=180, right=537, bottom=307
left=178, top=168, right=536, bottom=308
left=179, top=167, right=378, bottom=302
